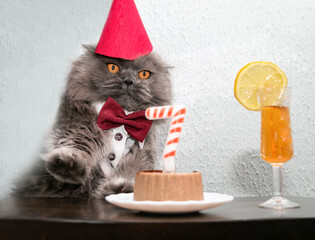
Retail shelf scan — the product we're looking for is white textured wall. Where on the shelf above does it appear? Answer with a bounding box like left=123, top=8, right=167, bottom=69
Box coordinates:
left=0, top=0, right=314, bottom=199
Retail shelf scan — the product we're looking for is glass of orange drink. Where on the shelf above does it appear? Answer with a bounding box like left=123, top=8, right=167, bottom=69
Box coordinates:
left=235, top=62, right=300, bottom=209
left=258, top=87, right=299, bottom=209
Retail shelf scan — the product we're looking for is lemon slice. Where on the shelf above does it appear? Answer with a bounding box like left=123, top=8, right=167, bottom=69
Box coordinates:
left=234, top=61, right=287, bottom=111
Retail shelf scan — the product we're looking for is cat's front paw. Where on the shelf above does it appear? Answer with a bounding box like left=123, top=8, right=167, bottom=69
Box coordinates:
left=102, top=177, right=134, bottom=196
left=45, top=147, right=90, bottom=184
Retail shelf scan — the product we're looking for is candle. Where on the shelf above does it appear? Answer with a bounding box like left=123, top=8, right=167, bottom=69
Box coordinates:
left=145, top=105, right=186, bottom=173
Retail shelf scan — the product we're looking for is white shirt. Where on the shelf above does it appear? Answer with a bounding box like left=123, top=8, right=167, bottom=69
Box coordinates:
left=93, top=102, right=145, bottom=169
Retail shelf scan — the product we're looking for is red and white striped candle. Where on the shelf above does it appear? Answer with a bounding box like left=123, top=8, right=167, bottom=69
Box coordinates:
left=145, top=105, right=186, bottom=173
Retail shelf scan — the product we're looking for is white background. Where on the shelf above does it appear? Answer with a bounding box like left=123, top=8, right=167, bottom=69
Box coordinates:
left=0, top=0, right=314, bottom=198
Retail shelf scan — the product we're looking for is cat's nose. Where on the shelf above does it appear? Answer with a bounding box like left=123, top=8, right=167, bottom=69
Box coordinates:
left=124, top=79, right=134, bottom=86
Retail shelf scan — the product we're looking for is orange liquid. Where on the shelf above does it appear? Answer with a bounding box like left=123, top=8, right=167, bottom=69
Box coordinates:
left=260, top=106, right=293, bottom=164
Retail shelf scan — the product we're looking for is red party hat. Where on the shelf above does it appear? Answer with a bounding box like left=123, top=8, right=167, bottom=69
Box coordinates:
left=95, top=0, right=153, bottom=60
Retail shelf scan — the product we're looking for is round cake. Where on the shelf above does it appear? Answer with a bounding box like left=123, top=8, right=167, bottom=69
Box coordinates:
left=133, top=170, right=204, bottom=201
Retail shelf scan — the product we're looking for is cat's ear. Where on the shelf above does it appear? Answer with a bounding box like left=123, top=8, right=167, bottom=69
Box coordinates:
left=82, top=44, right=96, bottom=53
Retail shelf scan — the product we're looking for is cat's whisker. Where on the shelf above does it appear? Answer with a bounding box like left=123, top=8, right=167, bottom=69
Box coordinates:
left=101, top=83, right=120, bottom=89
left=135, top=88, right=153, bottom=101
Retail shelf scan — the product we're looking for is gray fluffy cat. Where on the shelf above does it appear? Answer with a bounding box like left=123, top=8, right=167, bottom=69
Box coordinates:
left=13, top=45, right=172, bottom=198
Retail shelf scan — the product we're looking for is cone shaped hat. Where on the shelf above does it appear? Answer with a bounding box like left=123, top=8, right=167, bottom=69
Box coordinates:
left=95, top=0, right=153, bottom=60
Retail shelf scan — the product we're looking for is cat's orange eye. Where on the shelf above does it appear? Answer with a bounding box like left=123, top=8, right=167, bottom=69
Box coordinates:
left=107, top=63, right=120, bottom=73
left=138, top=70, right=151, bottom=79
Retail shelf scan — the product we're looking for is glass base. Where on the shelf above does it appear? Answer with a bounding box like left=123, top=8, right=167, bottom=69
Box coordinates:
left=258, top=197, right=300, bottom=209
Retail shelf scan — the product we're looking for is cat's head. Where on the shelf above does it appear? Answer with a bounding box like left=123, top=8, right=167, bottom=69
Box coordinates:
left=66, top=45, right=172, bottom=111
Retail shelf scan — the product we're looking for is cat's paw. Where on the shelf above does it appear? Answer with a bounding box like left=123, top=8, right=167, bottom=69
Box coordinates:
left=44, top=147, right=90, bottom=184
left=102, top=177, right=134, bottom=195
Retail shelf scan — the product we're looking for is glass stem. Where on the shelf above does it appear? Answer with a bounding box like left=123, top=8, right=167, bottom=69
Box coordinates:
left=272, top=164, right=283, bottom=198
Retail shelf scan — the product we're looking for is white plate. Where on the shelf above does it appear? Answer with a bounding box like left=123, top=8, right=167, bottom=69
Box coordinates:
left=105, top=192, right=233, bottom=214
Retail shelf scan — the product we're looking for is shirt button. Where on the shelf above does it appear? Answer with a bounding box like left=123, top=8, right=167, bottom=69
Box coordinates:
left=115, top=132, right=123, bottom=141
left=108, top=153, right=116, bottom=161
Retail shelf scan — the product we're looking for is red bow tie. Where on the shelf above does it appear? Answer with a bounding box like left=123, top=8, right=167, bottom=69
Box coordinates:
left=96, top=97, right=152, bottom=142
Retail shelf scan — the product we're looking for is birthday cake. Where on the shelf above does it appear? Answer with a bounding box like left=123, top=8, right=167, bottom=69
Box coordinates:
left=133, top=105, right=204, bottom=201
left=133, top=170, right=204, bottom=201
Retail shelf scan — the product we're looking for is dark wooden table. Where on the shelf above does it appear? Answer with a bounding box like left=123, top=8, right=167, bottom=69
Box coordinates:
left=0, top=197, right=315, bottom=240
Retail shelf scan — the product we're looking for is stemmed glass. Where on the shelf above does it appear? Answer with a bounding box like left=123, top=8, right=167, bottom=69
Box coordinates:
left=258, top=87, right=300, bottom=209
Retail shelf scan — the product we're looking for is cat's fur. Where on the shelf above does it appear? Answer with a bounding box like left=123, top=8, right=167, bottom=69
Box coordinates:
left=13, top=45, right=172, bottom=198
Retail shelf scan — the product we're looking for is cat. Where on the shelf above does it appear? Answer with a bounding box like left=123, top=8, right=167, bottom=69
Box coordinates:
left=13, top=45, right=172, bottom=198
